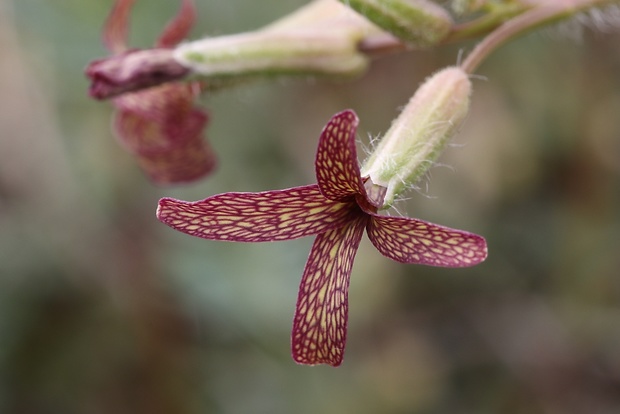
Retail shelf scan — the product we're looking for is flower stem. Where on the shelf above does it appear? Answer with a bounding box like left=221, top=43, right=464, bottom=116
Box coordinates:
left=460, top=0, right=620, bottom=74
left=445, top=2, right=529, bottom=43
left=357, top=3, right=528, bottom=56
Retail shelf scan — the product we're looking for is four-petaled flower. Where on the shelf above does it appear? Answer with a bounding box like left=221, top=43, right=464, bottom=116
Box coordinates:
left=86, top=0, right=216, bottom=185
left=157, top=110, right=487, bottom=366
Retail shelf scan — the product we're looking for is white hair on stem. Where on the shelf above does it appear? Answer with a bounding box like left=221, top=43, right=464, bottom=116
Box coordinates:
left=579, top=3, right=620, bottom=33
left=542, top=3, right=620, bottom=42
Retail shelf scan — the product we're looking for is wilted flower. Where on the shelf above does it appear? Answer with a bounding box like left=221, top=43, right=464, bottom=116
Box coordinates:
left=157, top=110, right=487, bottom=366
left=86, top=0, right=215, bottom=185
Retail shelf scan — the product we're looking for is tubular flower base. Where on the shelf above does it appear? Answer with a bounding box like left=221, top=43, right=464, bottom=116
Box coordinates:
left=157, top=110, right=488, bottom=366
left=86, top=0, right=215, bottom=185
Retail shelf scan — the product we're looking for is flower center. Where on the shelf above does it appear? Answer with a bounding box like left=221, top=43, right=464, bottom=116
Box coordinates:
left=362, top=177, right=387, bottom=211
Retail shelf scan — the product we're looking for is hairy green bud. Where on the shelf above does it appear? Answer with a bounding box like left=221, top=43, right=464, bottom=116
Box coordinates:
left=173, top=1, right=380, bottom=82
left=361, top=67, right=472, bottom=207
left=174, top=29, right=369, bottom=80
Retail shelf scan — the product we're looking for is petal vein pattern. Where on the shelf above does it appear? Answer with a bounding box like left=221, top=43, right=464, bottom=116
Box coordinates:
left=157, top=184, right=355, bottom=242
left=315, top=110, right=367, bottom=201
left=367, top=215, right=488, bottom=267
left=291, top=217, right=367, bottom=367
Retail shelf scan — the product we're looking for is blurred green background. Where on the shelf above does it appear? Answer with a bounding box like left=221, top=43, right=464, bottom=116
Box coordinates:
left=2, top=1, right=620, bottom=413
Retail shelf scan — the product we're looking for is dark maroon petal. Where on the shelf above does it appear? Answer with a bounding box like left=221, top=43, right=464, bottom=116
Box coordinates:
left=112, top=82, right=206, bottom=152
left=102, top=0, right=135, bottom=54
left=367, top=214, right=488, bottom=267
left=114, top=104, right=205, bottom=153
left=156, top=0, right=196, bottom=48
left=135, top=144, right=215, bottom=185
left=291, top=217, right=367, bottom=367
left=109, top=80, right=214, bottom=184
left=134, top=132, right=216, bottom=185
left=157, top=185, right=357, bottom=242
left=315, top=110, right=368, bottom=202
left=113, top=82, right=198, bottom=120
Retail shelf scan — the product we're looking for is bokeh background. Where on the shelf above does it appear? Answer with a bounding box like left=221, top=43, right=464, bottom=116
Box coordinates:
left=2, top=0, right=620, bottom=413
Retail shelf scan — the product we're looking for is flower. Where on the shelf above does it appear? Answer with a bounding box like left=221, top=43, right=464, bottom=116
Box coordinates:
left=157, top=110, right=487, bottom=366
left=86, top=0, right=215, bottom=185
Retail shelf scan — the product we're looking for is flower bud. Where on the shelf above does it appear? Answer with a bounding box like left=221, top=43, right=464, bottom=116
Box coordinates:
left=173, top=0, right=380, bottom=82
left=339, top=0, right=453, bottom=47
left=361, top=67, right=472, bottom=207
left=174, top=28, right=369, bottom=81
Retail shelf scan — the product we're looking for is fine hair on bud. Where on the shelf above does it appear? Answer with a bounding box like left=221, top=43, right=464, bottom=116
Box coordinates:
left=361, top=66, right=472, bottom=208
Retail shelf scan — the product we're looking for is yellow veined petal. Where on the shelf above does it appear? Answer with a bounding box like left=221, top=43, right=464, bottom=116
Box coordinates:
left=315, top=110, right=367, bottom=202
left=367, top=214, right=487, bottom=267
left=291, top=217, right=367, bottom=366
left=157, top=184, right=357, bottom=242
